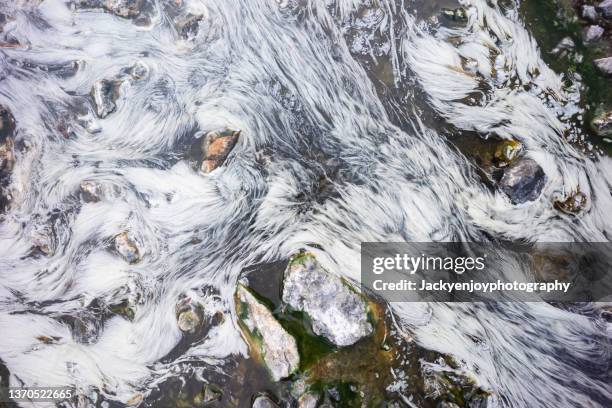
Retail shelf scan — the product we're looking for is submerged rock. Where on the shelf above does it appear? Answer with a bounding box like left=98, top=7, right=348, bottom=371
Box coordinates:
left=200, top=129, right=240, bottom=173
left=554, top=190, right=588, bottom=214
left=235, top=284, right=299, bottom=381
left=282, top=253, right=372, bottom=347
left=91, top=79, right=120, bottom=118
left=80, top=180, right=103, bottom=203
left=591, top=109, right=612, bottom=137
left=584, top=25, right=604, bottom=42
left=175, top=297, right=203, bottom=333
left=499, top=158, right=546, bottom=204
left=113, top=231, right=141, bottom=264
left=193, top=384, right=222, bottom=406
left=594, top=57, right=612, bottom=76
left=252, top=395, right=279, bottom=408
left=597, top=0, right=612, bottom=19
left=441, top=7, right=467, bottom=21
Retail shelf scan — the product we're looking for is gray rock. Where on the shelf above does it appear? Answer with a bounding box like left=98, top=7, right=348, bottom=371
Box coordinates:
left=584, top=25, right=604, bottom=43
left=282, top=253, right=372, bottom=347
left=591, top=110, right=612, bottom=137
left=252, top=395, right=279, bottom=408
left=114, top=231, right=141, bottom=264
left=129, top=61, right=148, bottom=80
left=551, top=37, right=575, bottom=57
left=499, top=158, right=546, bottom=204
left=597, top=0, right=612, bottom=19
left=91, top=79, right=120, bottom=118
left=594, top=57, right=612, bottom=76
left=80, top=180, right=103, bottom=203
left=298, top=392, right=319, bottom=408
left=582, top=5, right=599, bottom=21
left=235, top=285, right=299, bottom=381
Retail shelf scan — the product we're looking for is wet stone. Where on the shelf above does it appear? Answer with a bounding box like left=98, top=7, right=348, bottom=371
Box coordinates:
left=594, top=57, right=612, bottom=76
left=499, top=158, right=546, bottom=204
left=113, top=231, right=141, bottom=264
left=91, top=79, right=120, bottom=118
left=80, top=180, right=103, bottom=203
left=554, top=190, right=587, bottom=214
left=235, top=284, right=300, bottom=382
left=591, top=109, right=612, bottom=137
left=0, top=136, right=14, bottom=176
left=0, top=105, right=16, bottom=141
left=125, top=392, right=143, bottom=406
left=104, top=0, right=144, bottom=18
left=252, top=395, right=279, bottom=408
left=441, top=7, right=467, bottom=21
left=193, top=384, right=222, bottom=406
left=493, top=140, right=523, bottom=168
left=298, top=392, right=319, bottom=408
left=438, top=402, right=461, bottom=408
left=177, top=310, right=200, bottom=333
left=282, top=253, right=372, bottom=347
left=200, top=129, right=240, bottom=173
left=0, top=106, right=15, bottom=212
left=174, top=13, right=204, bottom=40
left=129, top=61, right=149, bottom=80
left=584, top=25, right=604, bottom=42
left=582, top=5, right=599, bottom=21
left=551, top=37, right=575, bottom=56
left=597, top=0, right=612, bottom=19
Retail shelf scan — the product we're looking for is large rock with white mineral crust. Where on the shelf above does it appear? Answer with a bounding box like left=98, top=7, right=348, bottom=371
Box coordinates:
left=235, top=284, right=299, bottom=382
left=282, top=253, right=373, bottom=347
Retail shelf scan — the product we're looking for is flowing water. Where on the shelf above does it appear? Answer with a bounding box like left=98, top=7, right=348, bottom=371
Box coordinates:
left=0, top=0, right=611, bottom=407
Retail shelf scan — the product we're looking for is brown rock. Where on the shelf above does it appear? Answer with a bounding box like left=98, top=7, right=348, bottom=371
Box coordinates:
left=200, top=129, right=240, bottom=173
left=554, top=190, right=587, bottom=214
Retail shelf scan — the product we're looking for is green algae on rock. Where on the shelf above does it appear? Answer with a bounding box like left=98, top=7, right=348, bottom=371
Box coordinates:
left=235, top=284, right=300, bottom=382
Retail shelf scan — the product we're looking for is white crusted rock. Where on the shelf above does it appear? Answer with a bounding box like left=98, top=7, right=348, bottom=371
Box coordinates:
left=235, top=285, right=299, bottom=382
left=282, top=253, right=372, bottom=347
